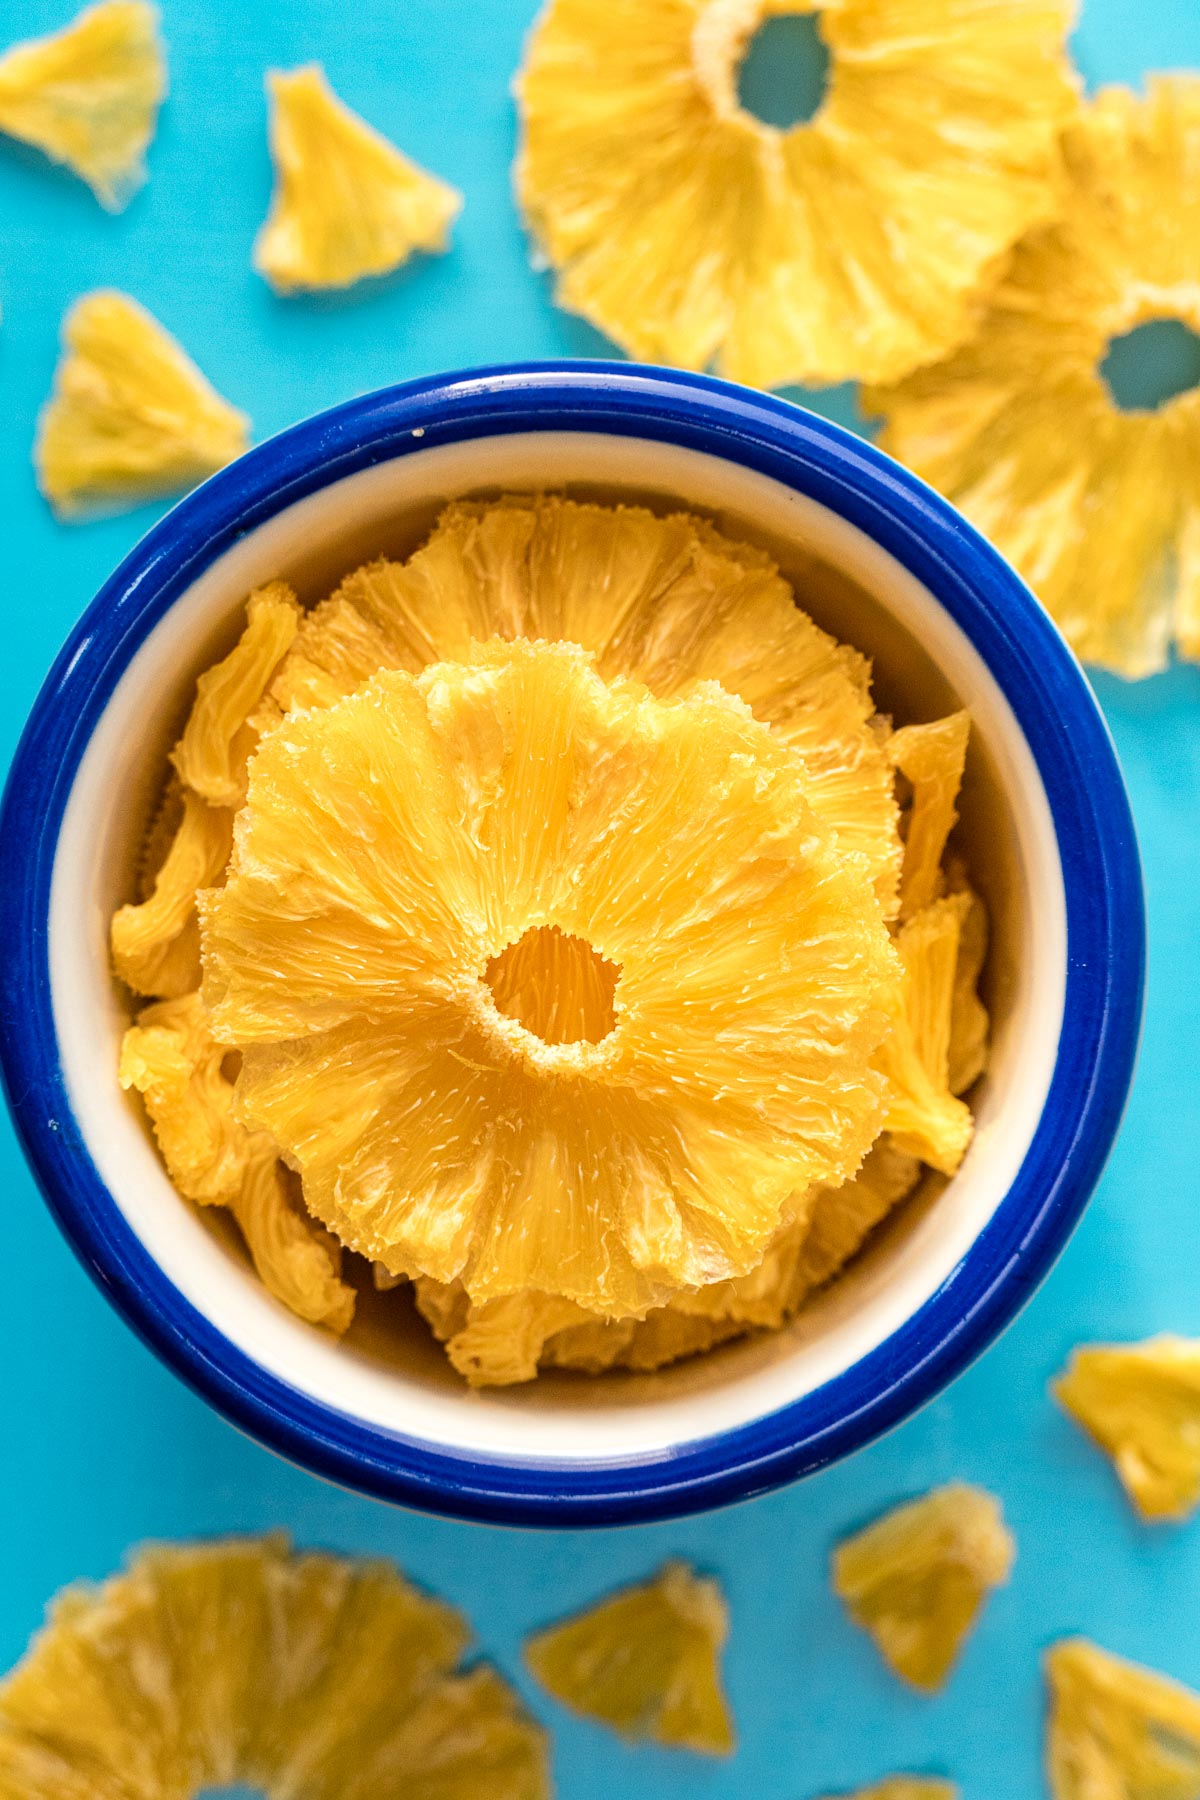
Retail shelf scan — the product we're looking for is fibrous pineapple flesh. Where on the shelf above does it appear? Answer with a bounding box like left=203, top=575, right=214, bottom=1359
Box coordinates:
left=1046, top=1637, right=1200, bottom=1800
left=1055, top=1336, right=1200, bottom=1523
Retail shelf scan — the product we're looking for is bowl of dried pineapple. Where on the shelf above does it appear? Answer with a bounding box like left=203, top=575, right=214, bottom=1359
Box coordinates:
left=0, top=363, right=1144, bottom=1523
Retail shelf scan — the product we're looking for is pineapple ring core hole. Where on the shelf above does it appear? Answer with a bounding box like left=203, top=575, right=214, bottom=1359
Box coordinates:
left=484, top=924, right=620, bottom=1047
left=1100, top=317, right=1200, bottom=413
left=736, top=11, right=829, bottom=130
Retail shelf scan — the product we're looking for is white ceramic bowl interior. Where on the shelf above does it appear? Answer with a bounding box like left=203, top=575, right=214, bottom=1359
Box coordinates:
left=50, top=430, right=1066, bottom=1466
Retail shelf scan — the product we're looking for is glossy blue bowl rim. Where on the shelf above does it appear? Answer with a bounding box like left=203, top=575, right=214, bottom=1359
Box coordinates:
left=0, top=361, right=1144, bottom=1528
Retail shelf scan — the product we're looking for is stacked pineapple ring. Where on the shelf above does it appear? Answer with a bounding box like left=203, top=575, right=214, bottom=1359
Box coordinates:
left=113, top=496, right=988, bottom=1385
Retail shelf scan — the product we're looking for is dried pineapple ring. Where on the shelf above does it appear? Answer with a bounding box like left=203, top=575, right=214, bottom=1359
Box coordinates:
left=172, top=581, right=300, bottom=806
left=0, top=1536, right=549, bottom=1800
left=274, top=496, right=902, bottom=910
left=876, top=893, right=974, bottom=1176
left=0, top=0, right=165, bottom=211
left=513, top=0, right=1077, bottom=387
left=119, top=992, right=355, bottom=1333
left=869, top=78, right=1200, bottom=680
left=202, top=639, right=896, bottom=1319
left=254, top=64, right=462, bottom=294
left=816, top=1783, right=957, bottom=1800
left=525, top=1561, right=734, bottom=1755
left=1054, top=1336, right=1200, bottom=1524
left=1046, top=1638, right=1200, bottom=1800
left=36, top=290, right=249, bottom=518
left=112, top=787, right=232, bottom=998
left=832, top=1483, right=1014, bottom=1693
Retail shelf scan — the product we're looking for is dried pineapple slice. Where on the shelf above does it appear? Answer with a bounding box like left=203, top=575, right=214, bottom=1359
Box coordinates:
left=0, top=1, right=165, bottom=210
left=119, top=992, right=354, bottom=1331
left=890, top=713, right=970, bottom=921
left=832, top=1483, right=1014, bottom=1692
left=514, top=0, right=1077, bottom=387
left=1046, top=1638, right=1200, bottom=1800
left=876, top=893, right=975, bottom=1176
left=172, top=581, right=300, bottom=806
left=0, top=1536, right=549, bottom=1800
left=254, top=64, right=461, bottom=294
left=786, top=1133, right=922, bottom=1304
left=203, top=640, right=896, bottom=1318
left=1054, top=1336, right=1200, bottom=1523
left=526, top=1561, right=734, bottom=1755
left=816, top=1783, right=956, bottom=1800
left=945, top=860, right=990, bottom=1097
left=111, top=786, right=232, bottom=997
left=273, top=496, right=902, bottom=910
left=37, top=290, right=249, bottom=518
left=868, top=78, right=1200, bottom=679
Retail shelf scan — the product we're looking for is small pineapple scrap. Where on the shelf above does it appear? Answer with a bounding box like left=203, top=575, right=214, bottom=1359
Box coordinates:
left=525, top=1561, right=734, bottom=1755
left=868, top=78, right=1200, bottom=679
left=255, top=64, right=461, bottom=294
left=876, top=894, right=975, bottom=1175
left=1046, top=1638, right=1200, bottom=1800
left=119, top=991, right=354, bottom=1332
left=271, top=496, right=902, bottom=911
left=945, top=860, right=990, bottom=1097
left=37, top=290, right=249, bottom=518
left=202, top=640, right=897, bottom=1320
left=172, top=582, right=300, bottom=806
left=514, top=0, right=1077, bottom=386
left=815, top=1783, right=956, bottom=1800
left=0, top=1, right=165, bottom=210
left=0, top=1536, right=550, bottom=1800
left=890, top=714, right=970, bottom=921
left=111, top=785, right=232, bottom=997
left=1054, top=1336, right=1200, bottom=1523
left=832, top=1483, right=1014, bottom=1693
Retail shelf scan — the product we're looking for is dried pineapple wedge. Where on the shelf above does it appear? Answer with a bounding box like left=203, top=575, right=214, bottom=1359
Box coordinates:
left=876, top=893, right=975, bottom=1176
left=0, top=0, right=165, bottom=210
left=868, top=78, right=1200, bottom=679
left=0, top=1536, right=549, bottom=1800
left=119, top=992, right=354, bottom=1331
left=832, top=1483, right=1014, bottom=1692
left=891, top=714, right=970, bottom=921
left=172, top=581, right=300, bottom=806
left=37, top=290, right=249, bottom=518
left=514, top=0, right=1077, bottom=387
left=784, top=1134, right=923, bottom=1305
left=202, top=640, right=896, bottom=1319
left=526, top=1561, right=734, bottom=1755
left=816, top=1783, right=956, bottom=1800
left=273, top=496, right=902, bottom=910
left=1046, top=1638, right=1200, bottom=1800
left=255, top=64, right=461, bottom=294
left=112, top=786, right=232, bottom=998
left=945, top=860, right=990, bottom=1097
left=1055, top=1336, right=1200, bottom=1523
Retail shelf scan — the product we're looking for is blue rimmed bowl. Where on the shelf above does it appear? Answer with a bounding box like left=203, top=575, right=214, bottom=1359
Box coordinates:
left=0, top=362, right=1144, bottom=1527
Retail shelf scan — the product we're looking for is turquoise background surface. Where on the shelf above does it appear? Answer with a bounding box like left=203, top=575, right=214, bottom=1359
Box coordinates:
left=3, top=2, right=1200, bottom=1795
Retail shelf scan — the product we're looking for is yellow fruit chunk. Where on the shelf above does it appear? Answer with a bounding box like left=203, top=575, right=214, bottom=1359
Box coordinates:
left=890, top=714, right=970, bottom=920
left=786, top=1134, right=923, bottom=1303
left=254, top=64, right=461, bottom=293
left=37, top=290, right=249, bottom=518
left=816, top=1783, right=957, bottom=1800
left=119, top=990, right=249, bottom=1204
left=273, top=497, right=902, bottom=910
left=0, top=1536, right=550, bottom=1800
left=1055, top=1336, right=1200, bottom=1523
left=1046, top=1638, right=1200, bottom=1800
left=526, top=1561, right=734, bottom=1755
left=514, top=0, right=1077, bottom=387
left=832, top=1483, right=1014, bottom=1692
left=111, top=785, right=232, bottom=997
left=945, top=861, right=990, bottom=1097
left=868, top=78, right=1200, bottom=679
left=202, top=640, right=896, bottom=1318
left=172, top=582, right=300, bottom=806
left=0, top=1, right=165, bottom=210
left=119, top=992, right=354, bottom=1331
left=876, top=894, right=975, bottom=1176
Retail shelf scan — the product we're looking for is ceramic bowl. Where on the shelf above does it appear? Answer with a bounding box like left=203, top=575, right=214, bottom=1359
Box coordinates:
left=0, top=363, right=1144, bottom=1525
